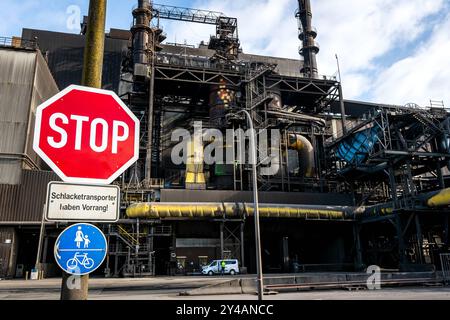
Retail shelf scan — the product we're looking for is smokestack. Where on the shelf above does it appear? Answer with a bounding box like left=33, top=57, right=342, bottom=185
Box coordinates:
left=131, top=0, right=152, bottom=67
left=296, top=0, right=319, bottom=78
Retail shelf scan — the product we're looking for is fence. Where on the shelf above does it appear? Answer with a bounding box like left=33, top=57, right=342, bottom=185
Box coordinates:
left=440, top=253, right=450, bottom=285
left=0, top=36, right=38, bottom=50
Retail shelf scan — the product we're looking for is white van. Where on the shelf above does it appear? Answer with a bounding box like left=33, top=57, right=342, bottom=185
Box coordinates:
left=202, top=259, right=239, bottom=275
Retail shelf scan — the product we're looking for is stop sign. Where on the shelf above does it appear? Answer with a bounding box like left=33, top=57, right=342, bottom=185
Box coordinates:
left=33, top=85, right=140, bottom=185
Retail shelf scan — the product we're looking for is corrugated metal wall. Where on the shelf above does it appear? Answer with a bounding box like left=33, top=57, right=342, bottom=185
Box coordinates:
left=0, top=170, right=60, bottom=223
left=0, top=49, right=36, bottom=184
left=26, top=51, right=59, bottom=166
left=0, top=48, right=58, bottom=185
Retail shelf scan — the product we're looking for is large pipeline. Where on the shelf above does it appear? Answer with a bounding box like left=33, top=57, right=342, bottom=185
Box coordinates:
left=288, top=134, right=315, bottom=178
left=266, top=110, right=326, bottom=127
left=353, top=187, right=450, bottom=218
left=127, top=187, right=450, bottom=221
left=423, top=188, right=450, bottom=208
left=126, top=202, right=354, bottom=220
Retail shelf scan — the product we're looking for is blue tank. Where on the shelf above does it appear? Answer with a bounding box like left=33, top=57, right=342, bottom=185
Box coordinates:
left=336, top=126, right=380, bottom=165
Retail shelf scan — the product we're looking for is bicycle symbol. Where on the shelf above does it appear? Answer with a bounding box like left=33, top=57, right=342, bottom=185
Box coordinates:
left=66, top=252, right=95, bottom=270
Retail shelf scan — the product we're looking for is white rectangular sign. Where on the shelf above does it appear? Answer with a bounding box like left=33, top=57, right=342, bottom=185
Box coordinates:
left=45, top=182, right=120, bottom=222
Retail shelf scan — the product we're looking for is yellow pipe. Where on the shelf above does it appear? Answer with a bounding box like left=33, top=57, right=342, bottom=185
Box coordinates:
left=127, top=203, right=237, bottom=219
left=288, top=134, right=314, bottom=178
left=427, top=188, right=450, bottom=207
left=244, top=204, right=345, bottom=220
left=126, top=202, right=349, bottom=220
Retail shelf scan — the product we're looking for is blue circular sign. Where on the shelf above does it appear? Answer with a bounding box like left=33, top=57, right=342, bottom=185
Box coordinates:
left=54, top=223, right=107, bottom=276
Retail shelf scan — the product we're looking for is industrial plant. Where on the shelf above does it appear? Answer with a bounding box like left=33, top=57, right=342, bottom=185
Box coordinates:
left=1, top=0, right=449, bottom=282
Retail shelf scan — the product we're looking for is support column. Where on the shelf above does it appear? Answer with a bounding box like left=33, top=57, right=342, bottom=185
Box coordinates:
left=444, top=215, right=449, bottom=248
left=240, top=222, right=245, bottom=268
left=105, top=225, right=111, bottom=277
left=353, top=224, right=363, bottom=271
left=42, top=236, right=49, bottom=264
left=282, top=237, right=289, bottom=272
left=338, top=84, right=347, bottom=135
left=389, top=166, right=407, bottom=266
left=415, top=214, right=424, bottom=264
left=148, top=225, right=154, bottom=275
left=437, top=162, right=445, bottom=189
left=114, top=238, right=119, bottom=276
left=135, top=219, right=140, bottom=274
left=220, top=222, right=224, bottom=259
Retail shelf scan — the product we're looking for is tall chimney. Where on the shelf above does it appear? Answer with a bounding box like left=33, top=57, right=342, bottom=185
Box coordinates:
left=131, top=0, right=152, bottom=67
left=296, top=0, right=319, bottom=78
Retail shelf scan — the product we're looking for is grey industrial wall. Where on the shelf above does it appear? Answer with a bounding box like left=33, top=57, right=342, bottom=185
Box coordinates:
left=23, top=28, right=306, bottom=90
left=22, top=28, right=129, bottom=91
left=0, top=170, right=59, bottom=223
left=0, top=47, right=58, bottom=185
left=27, top=51, right=60, bottom=165
left=0, top=227, right=18, bottom=278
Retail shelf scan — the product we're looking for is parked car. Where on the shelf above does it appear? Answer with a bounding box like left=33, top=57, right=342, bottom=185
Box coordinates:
left=202, top=259, right=239, bottom=275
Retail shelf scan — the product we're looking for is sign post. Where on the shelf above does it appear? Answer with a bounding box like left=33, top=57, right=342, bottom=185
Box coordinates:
left=55, top=223, right=107, bottom=300
left=32, top=0, right=141, bottom=300
left=32, top=81, right=139, bottom=299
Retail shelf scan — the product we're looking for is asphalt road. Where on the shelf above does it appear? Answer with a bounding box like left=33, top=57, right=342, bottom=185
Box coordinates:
left=0, top=277, right=450, bottom=300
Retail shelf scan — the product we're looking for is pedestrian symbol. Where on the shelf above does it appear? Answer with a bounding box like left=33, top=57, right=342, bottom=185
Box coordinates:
left=54, top=223, right=107, bottom=275
left=75, top=226, right=84, bottom=248
left=84, top=235, right=91, bottom=248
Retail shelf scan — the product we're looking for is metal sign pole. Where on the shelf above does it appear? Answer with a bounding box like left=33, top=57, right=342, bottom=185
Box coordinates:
left=60, top=0, right=107, bottom=301
left=238, top=110, right=264, bottom=300
left=34, top=204, right=46, bottom=277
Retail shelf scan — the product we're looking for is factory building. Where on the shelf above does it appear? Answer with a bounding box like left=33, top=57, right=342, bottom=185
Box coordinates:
left=0, top=0, right=449, bottom=279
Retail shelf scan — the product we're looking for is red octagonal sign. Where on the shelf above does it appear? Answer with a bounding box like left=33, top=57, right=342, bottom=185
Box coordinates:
left=33, top=85, right=140, bottom=185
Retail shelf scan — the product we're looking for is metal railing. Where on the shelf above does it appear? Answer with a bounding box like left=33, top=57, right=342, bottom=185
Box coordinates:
left=155, top=51, right=243, bottom=72
left=0, top=37, right=38, bottom=50
left=440, top=253, right=450, bottom=285
left=153, top=3, right=224, bottom=25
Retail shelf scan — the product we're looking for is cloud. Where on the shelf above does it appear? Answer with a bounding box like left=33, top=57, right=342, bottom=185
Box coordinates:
left=370, top=11, right=450, bottom=106
left=2, top=0, right=448, bottom=107
left=163, top=0, right=448, bottom=106
left=314, top=0, right=446, bottom=105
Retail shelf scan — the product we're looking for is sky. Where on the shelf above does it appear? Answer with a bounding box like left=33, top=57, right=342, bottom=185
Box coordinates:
left=1, top=0, right=449, bottom=107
